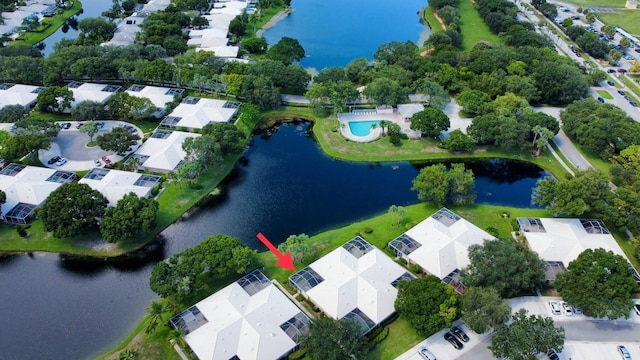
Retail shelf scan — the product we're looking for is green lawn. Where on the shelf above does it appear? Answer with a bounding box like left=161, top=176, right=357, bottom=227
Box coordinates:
left=12, top=0, right=83, bottom=46
left=564, top=0, right=626, bottom=8
left=366, top=318, right=423, bottom=359
left=423, top=6, right=444, bottom=35
left=599, top=11, right=640, bottom=36
left=596, top=89, right=614, bottom=99
left=458, top=0, right=500, bottom=50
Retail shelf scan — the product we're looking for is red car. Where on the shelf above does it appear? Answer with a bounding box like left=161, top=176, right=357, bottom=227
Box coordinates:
left=101, top=156, right=112, bottom=165
left=575, top=52, right=581, bottom=57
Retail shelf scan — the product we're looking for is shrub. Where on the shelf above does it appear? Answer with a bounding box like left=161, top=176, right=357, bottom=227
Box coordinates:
left=408, top=263, right=422, bottom=274
left=288, top=348, right=306, bottom=360
left=363, top=227, right=373, bottom=234
left=16, top=225, right=27, bottom=237
left=150, top=185, right=160, bottom=196
left=365, top=327, right=389, bottom=351
left=485, top=226, right=500, bottom=238
left=295, top=294, right=304, bottom=302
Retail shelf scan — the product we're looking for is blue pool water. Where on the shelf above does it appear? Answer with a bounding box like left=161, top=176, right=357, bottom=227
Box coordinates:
left=349, top=121, right=381, bottom=137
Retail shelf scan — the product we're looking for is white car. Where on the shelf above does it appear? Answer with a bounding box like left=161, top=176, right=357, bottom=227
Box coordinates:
left=418, top=347, right=437, bottom=360
left=549, top=301, right=561, bottom=315
left=56, top=157, right=67, bottom=167
left=561, top=302, right=573, bottom=316
left=573, top=305, right=583, bottom=315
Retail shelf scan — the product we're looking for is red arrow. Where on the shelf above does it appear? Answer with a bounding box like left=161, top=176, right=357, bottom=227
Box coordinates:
left=256, top=232, right=296, bottom=271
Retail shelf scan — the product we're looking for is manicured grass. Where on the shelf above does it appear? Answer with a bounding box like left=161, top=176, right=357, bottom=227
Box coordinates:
left=423, top=6, right=443, bottom=35
left=600, top=11, right=640, bottom=36
left=366, top=317, right=423, bottom=359
left=620, top=75, right=640, bottom=101
left=596, top=89, right=614, bottom=99
left=564, top=0, right=626, bottom=8
left=458, top=0, right=500, bottom=50
left=12, top=0, right=83, bottom=46
left=567, top=141, right=614, bottom=176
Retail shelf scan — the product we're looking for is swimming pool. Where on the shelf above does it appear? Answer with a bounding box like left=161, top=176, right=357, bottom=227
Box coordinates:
left=348, top=120, right=381, bottom=137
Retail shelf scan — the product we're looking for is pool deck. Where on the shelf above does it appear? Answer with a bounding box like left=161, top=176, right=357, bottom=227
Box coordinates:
left=338, top=111, right=421, bottom=142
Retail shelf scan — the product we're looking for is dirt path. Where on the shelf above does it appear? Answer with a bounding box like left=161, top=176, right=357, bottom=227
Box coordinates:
left=433, top=9, right=447, bottom=31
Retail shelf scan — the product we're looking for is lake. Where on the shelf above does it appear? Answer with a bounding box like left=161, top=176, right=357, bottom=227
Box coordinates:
left=263, top=0, right=432, bottom=70
left=0, top=123, right=546, bottom=359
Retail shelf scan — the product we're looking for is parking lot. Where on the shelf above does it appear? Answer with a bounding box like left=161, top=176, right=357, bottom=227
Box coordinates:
left=39, top=121, right=141, bottom=171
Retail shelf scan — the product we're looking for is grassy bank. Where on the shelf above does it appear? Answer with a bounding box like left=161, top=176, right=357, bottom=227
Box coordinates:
left=12, top=0, right=83, bottom=46
left=458, top=0, right=500, bottom=50
left=423, top=6, right=444, bottom=35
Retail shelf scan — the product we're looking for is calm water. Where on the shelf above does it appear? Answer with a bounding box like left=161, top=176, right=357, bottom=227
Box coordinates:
left=264, top=0, right=431, bottom=70
left=348, top=120, right=380, bottom=136
left=0, top=123, right=545, bottom=360
left=40, top=1, right=110, bottom=56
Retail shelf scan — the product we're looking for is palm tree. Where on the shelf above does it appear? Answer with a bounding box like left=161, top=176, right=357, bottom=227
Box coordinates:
left=145, top=300, right=167, bottom=335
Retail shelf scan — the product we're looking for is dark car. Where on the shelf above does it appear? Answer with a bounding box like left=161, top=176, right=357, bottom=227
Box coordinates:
left=608, top=68, right=617, bottom=73
left=444, top=332, right=463, bottom=350
left=450, top=326, right=470, bottom=342
left=547, top=349, right=560, bottom=360
left=618, top=90, right=626, bottom=95
left=597, top=97, right=605, bottom=103
left=631, top=101, right=638, bottom=107
left=624, top=95, right=632, bottom=101
left=634, top=303, right=640, bottom=315
left=618, top=68, right=628, bottom=73
left=47, top=156, right=61, bottom=165
left=607, top=80, right=615, bottom=86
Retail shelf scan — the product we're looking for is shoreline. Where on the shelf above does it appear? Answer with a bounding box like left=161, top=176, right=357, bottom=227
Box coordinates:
left=256, top=6, right=292, bottom=37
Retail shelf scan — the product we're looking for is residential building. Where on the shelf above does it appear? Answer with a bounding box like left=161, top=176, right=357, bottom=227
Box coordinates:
left=132, top=130, right=200, bottom=173
left=78, top=168, right=161, bottom=207
left=160, top=97, right=240, bottom=130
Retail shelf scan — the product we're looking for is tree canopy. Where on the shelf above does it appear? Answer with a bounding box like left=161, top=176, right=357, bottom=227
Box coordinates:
left=461, top=286, right=511, bottom=334
left=394, top=275, right=459, bottom=336
left=462, top=238, right=546, bottom=298
left=410, top=108, right=450, bottom=139
left=411, top=163, right=476, bottom=206
left=149, top=234, right=260, bottom=299
left=489, top=309, right=565, bottom=360
left=38, top=183, right=108, bottom=239
left=266, top=36, right=305, bottom=64
left=36, top=86, right=74, bottom=113
left=556, top=248, right=638, bottom=319
left=300, top=318, right=366, bottom=360
left=96, top=127, right=140, bottom=155
left=533, top=169, right=611, bottom=216
left=71, top=100, right=106, bottom=121
left=99, top=193, right=159, bottom=243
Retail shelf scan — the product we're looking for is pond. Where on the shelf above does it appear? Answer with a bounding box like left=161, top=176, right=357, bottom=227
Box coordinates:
left=0, top=123, right=547, bottom=359
left=263, top=0, right=432, bottom=70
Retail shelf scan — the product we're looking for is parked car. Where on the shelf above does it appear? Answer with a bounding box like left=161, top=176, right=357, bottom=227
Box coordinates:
left=624, top=54, right=634, bottom=60
left=55, top=157, right=67, bottom=166
left=97, top=121, right=105, bottom=129
left=634, top=303, right=640, bottom=316
left=561, top=302, right=573, bottom=315
left=47, top=156, right=61, bottom=165
left=618, top=68, right=628, bottom=73
left=608, top=68, right=617, bottom=73
left=618, top=90, right=626, bottom=95
left=549, top=301, right=561, bottom=315
left=630, top=101, right=638, bottom=107
left=624, top=95, right=632, bottom=101
left=547, top=349, right=560, bottom=360
left=607, top=80, right=616, bottom=86
left=94, top=159, right=102, bottom=167
left=635, top=48, right=640, bottom=53
left=101, top=156, right=111, bottom=165
left=618, top=345, right=632, bottom=359
left=450, top=326, right=470, bottom=342
left=444, top=332, right=463, bottom=350
left=76, top=122, right=84, bottom=129
left=418, top=347, right=437, bottom=360
left=573, top=305, right=583, bottom=314
left=575, top=52, right=581, bottom=57
left=598, top=97, right=605, bottom=103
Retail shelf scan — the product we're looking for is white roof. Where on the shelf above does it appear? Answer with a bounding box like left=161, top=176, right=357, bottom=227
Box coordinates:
left=299, top=238, right=410, bottom=324
left=167, top=98, right=237, bottom=129
left=134, top=130, right=200, bottom=172
left=0, top=165, right=65, bottom=218
left=522, top=218, right=628, bottom=266
left=204, top=13, right=236, bottom=31
left=141, top=0, right=171, bottom=12
left=0, top=83, right=41, bottom=108
left=78, top=169, right=158, bottom=207
left=195, top=45, right=239, bottom=58
left=397, top=103, right=425, bottom=118
left=184, top=274, right=304, bottom=360
left=68, top=82, right=119, bottom=107
left=126, top=85, right=177, bottom=109
left=395, top=208, right=495, bottom=279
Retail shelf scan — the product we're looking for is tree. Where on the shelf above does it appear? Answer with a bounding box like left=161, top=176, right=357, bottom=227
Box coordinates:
left=277, top=233, right=313, bottom=264
left=362, top=77, right=406, bottom=106
left=387, top=205, right=406, bottom=227
left=395, top=275, right=459, bottom=336
left=532, top=61, right=589, bottom=105
left=182, top=135, right=222, bottom=171
left=411, top=163, right=475, bottom=206
left=461, top=286, right=511, bottom=334
left=201, top=122, right=246, bottom=155
left=145, top=300, right=167, bottom=335
left=441, top=129, right=474, bottom=152
left=0, top=189, right=5, bottom=214
left=241, top=37, right=268, bottom=54
left=462, top=238, right=546, bottom=298
left=410, top=108, right=450, bottom=139
left=300, top=318, right=366, bottom=360
left=489, top=309, right=565, bottom=360
left=533, top=169, right=611, bottom=216
left=79, top=121, right=99, bottom=143
left=556, top=248, right=637, bottom=319
left=96, top=127, right=140, bottom=155
left=100, top=193, right=159, bottom=243
left=71, top=100, right=105, bottom=122
left=239, top=75, right=281, bottom=111
left=1, top=134, right=50, bottom=162
left=456, top=89, right=492, bottom=117
left=149, top=234, right=260, bottom=298
left=0, top=105, right=28, bottom=123
left=531, top=125, right=554, bottom=156
left=266, top=36, right=305, bottom=64
left=77, top=17, right=117, bottom=44
left=38, top=183, right=108, bottom=239
left=107, top=92, right=155, bottom=121
left=601, top=24, right=616, bottom=37
left=413, top=80, right=450, bottom=110
left=35, top=86, right=74, bottom=113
